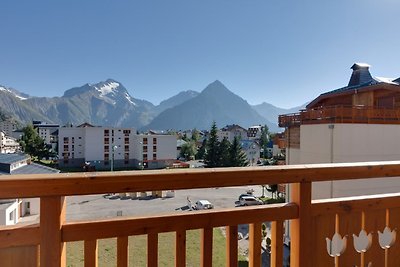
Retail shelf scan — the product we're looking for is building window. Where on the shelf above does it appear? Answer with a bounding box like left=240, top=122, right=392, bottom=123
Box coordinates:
left=143, top=146, right=148, bottom=153
left=104, top=154, right=109, bottom=161
left=143, top=154, right=148, bottom=161
left=63, top=137, right=69, bottom=144
left=104, top=137, right=109, bottom=144
left=143, top=138, right=148, bottom=145
left=125, top=138, right=129, bottom=144
left=104, top=129, right=109, bottom=136
left=153, top=153, right=157, bottom=160
left=72, top=145, right=75, bottom=151
left=125, top=145, right=129, bottom=151
left=9, top=211, right=14, bottom=221
left=104, top=146, right=109, bottom=153
left=153, top=138, right=157, bottom=144
left=72, top=137, right=75, bottom=144
left=63, top=145, right=69, bottom=151
left=123, top=129, right=130, bottom=135
left=153, top=145, right=157, bottom=152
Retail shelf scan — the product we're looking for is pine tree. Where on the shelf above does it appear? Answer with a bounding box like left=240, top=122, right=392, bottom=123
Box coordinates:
left=196, top=139, right=207, bottom=160
left=259, top=125, right=269, bottom=158
left=218, top=137, right=231, bottom=167
left=230, top=136, right=248, bottom=167
left=204, top=121, right=220, bottom=167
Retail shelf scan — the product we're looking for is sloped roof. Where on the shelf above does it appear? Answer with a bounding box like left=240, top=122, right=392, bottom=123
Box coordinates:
left=0, top=153, right=29, bottom=164
left=307, top=63, right=400, bottom=109
left=10, top=163, right=60, bottom=175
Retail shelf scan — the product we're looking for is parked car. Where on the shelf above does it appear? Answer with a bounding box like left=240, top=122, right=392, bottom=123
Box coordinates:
left=238, top=193, right=252, bottom=201
left=239, top=196, right=263, bottom=206
left=195, top=200, right=214, bottom=210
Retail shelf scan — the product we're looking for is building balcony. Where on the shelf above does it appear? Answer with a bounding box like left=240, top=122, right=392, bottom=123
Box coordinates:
left=1, top=162, right=400, bottom=266
left=279, top=105, right=400, bottom=127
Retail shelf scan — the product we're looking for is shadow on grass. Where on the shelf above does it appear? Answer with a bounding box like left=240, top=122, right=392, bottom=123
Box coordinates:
left=238, top=260, right=249, bottom=267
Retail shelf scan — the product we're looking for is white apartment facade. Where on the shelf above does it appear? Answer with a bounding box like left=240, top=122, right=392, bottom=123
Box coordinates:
left=58, top=124, right=176, bottom=170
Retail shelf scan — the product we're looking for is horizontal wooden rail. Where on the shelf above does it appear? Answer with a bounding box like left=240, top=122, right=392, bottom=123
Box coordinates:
left=0, top=224, right=40, bottom=249
left=62, top=203, right=298, bottom=242
left=1, top=162, right=400, bottom=198
left=312, top=192, right=400, bottom=216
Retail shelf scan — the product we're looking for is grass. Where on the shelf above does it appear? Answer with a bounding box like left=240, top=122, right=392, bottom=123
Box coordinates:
left=66, top=228, right=248, bottom=266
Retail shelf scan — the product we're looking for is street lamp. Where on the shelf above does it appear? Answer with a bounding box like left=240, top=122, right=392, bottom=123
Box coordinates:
left=110, top=145, right=118, bottom=172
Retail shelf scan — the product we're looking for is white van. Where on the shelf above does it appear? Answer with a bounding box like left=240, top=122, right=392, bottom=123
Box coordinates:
left=195, top=200, right=214, bottom=210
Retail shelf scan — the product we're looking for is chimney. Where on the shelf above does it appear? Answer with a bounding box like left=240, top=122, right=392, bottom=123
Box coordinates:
left=348, top=63, right=373, bottom=86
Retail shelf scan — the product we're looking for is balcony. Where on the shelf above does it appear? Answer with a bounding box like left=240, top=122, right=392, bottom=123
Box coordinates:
left=278, top=105, right=400, bottom=127
left=1, top=162, right=400, bottom=266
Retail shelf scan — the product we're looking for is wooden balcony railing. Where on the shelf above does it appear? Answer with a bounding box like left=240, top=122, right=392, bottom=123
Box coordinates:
left=2, top=162, right=400, bottom=266
left=278, top=105, right=400, bottom=127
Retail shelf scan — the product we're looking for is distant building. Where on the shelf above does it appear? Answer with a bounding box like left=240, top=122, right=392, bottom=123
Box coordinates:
left=32, top=121, right=59, bottom=151
left=0, top=153, right=60, bottom=225
left=217, top=124, right=247, bottom=142
left=0, top=131, right=20, bottom=153
left=58, top=123, right=176, bottom=170
left=0, top=120, right=18, bottom=137
left=247, top=125, right=263, bottom=140
left=240, top=140, right=261, bottom=165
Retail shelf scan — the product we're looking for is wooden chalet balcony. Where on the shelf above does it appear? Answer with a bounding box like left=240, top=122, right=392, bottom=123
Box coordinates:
left=2, top=162, right=400, bottom=266
left=278, top=105, right=400, bottom=127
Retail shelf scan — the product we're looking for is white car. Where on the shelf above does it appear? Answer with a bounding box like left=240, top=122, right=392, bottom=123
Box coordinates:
left=239, top=196, right=263, bottom=206
left=195, top=200, right=214, bottom=210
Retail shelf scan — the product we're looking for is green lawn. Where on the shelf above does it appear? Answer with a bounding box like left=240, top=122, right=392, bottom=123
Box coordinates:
left=66, top=228, right=247, bottom=266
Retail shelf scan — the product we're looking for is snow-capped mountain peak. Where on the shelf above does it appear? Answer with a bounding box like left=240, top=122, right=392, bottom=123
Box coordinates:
left=94, top=81, right=120, bottom=97
left=0, top=85, right=29, bottom=100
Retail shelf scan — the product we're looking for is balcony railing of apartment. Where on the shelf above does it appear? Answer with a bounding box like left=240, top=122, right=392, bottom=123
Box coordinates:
left=2, top=162, right=400, bottom=266
left=278, top=105, right=400, bottom=127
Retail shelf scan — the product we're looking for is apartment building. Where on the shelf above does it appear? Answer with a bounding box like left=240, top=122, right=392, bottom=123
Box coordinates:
left=0, top=120, right=18, bottom=137
left=32, top=121, right=59, bottom=150
left=58, top=123, right=176, bottom=170
left=279, top=63, right=400, bottom=199
left=217, top=124, right=247, bottom=142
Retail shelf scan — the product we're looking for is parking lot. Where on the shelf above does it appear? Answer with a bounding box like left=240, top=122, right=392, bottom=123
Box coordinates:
left=66, top=185, right=266, bottom=221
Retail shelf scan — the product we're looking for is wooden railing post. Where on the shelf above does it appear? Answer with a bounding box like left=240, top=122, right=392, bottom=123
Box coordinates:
left=40, top=196, right=66, bottom=267
left=290, top=182, right=312, bottom=267
left=226, top=225, right=238, bottom=267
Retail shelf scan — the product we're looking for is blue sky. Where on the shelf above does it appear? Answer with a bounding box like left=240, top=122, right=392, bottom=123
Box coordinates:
left=1, top=1, right=400, bottom=108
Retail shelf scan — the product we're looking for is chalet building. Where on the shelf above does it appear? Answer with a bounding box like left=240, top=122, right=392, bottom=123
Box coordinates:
left=279, top=63, right=400, bottom=199
left=58, top=123, right=176, bottom=170
left=0, top=131, right=20, bottom=153
left=0, top=153, right=59, bottom=225
left=217, top=124, right=247, bottom=142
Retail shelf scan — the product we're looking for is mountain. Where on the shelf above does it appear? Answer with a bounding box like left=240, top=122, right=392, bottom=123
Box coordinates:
left=0, top=80, right=155, bottom=128
left=143, top=80, right=279, bottom=132
left=0, top=85, right=51, bottom=123
left=252, top=102, right=307, bottom=125
left=154, top=90, right=199, bottom=115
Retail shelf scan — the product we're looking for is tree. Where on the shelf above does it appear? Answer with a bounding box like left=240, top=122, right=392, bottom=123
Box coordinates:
left=229, top=136, right=248, bottom=167
left=19, top=124, right=53, bottom=160
left=218, top=137, right=231, bottom=167
left=259, top=125, right=269, bottom=158
left=191, top=128, right=200, bottom=143
left=180, top=141, right=197, bottom=160
left=267, top=184, right=278, bottom=199
left=196, top=139, right=207, bottom=159
left=204, top=121, right=220, bottom=167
